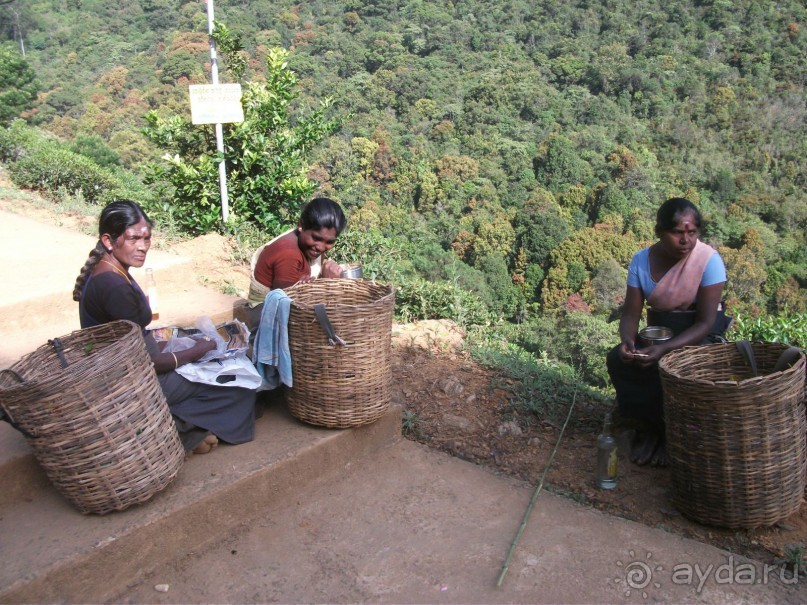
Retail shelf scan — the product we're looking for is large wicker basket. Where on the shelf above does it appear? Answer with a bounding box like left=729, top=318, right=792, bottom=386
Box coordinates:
left=0, top=320, right=185, bottom=515
left=285, top=279, right=394, bottom=428
left=658, top=342, right=806, bottom=528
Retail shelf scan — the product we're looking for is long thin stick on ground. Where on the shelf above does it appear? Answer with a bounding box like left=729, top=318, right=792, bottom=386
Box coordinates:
left=496, top=391, right=578, bottom=587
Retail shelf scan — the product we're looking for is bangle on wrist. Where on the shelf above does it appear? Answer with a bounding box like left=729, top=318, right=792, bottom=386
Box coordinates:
left=171, top=352, right=179, bottom=369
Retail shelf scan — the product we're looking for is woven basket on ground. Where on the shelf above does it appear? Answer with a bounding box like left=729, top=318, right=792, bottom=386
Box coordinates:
left=658, top=342, right=806, bottom=529
left=0, top=320, right=184, bottom=515
left=285, top=279, right=394, bottom=428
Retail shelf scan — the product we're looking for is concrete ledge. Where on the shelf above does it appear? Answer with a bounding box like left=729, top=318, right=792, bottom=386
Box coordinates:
left=0, top=403, right=402, bottom=604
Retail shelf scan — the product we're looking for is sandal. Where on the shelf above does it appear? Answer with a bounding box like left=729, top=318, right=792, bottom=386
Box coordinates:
left=191, top=434, right=219, bottom=455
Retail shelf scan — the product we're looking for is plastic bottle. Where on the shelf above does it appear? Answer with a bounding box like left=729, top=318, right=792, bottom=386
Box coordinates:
left=144, top=268, right=160, bottom=321
left=596, top=412, right=618, bottom=489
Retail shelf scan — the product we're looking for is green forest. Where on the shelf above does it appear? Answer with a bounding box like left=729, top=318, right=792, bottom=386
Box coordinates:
left=1, top=0, right=805, bottom=410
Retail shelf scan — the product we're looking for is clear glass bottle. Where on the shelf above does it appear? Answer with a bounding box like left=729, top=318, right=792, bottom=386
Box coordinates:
left=596, top=413, right=618, bottom=489
left=144, top=268, right=160, bottom=321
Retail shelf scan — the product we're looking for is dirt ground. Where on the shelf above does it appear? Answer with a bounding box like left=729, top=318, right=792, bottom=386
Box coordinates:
left=2, top=181, right=805, bottom=575
left=167, top=211, right=806, bottom=574
left=389, top=321, right=807, bottom=574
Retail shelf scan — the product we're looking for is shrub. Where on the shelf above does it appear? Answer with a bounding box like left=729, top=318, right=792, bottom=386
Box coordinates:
left=729, top=312, right=807, bottom=348
left=330, top=225, right=402, bottom=283
left=556, top=312, right=618, bottom=388
left=8, top=144, right=120, bottom=205
left=493, top=313, right=618, bottom=389
left=0, top=119, right=42, bottom=162
left=394, top=276, right=490, bottom=326
left=143, top=42, right=341, bottom=235
left=468, top=331, right=608, bottom=424
left=70, top=133, right=121, bottom=168
left=1, top=121, right=157, bottom=218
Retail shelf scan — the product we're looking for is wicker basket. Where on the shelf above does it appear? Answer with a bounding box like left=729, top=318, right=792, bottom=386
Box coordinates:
left=658, top=342, right=806, bottom=528
left=285, top=279, right=394, bottom=428
left=0, top=320, right=185, bottom=515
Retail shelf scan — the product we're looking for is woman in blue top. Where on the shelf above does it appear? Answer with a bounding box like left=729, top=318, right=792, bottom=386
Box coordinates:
left=74, top=200, right=256, bottom=455
left=607, top=198, right=730, bottom=466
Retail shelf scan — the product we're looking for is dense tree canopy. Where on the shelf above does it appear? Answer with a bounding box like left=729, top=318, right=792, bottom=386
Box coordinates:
left=0, top=42, right=39, bottom=124
left=1, top=0, right=805, bottom=319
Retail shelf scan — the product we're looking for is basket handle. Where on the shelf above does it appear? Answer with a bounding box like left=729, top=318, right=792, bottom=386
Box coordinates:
left=0, top=369, right=35, bottom=439
left=0, top=368, right=24, bottom=383
left=313, top=304, right=346, bottom=347
left=773, top=346, right=803, bottom=373
left=735, top=341, right=758, bottom=377
left=49, top=338, right=69, bottom=368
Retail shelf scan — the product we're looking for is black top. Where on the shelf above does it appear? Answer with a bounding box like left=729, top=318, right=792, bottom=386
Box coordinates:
left=79, top=271, right=151, bottom=329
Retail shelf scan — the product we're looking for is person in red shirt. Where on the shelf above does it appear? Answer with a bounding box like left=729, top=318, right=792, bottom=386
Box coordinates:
left=246, top=198, right=347, bottom=314
left=246, top=198, right=348, bottom=397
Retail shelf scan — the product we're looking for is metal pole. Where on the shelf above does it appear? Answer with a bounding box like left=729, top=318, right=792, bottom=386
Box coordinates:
left=207, top=0, right=230, bottom=223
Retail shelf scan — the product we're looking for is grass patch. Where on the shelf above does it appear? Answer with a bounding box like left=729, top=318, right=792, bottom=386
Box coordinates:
left=467, top=329, right=610, bottom=426
left=402, top=409, right=423, bottom=438
left=776, top=543, right=807, bottom=578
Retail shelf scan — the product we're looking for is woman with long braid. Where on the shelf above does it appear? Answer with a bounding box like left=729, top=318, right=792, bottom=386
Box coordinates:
left=74, top=200, right=256, bottom=454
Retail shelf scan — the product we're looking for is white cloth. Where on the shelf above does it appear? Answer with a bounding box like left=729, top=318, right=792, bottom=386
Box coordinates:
left=175, top=354, right=262, bottom=389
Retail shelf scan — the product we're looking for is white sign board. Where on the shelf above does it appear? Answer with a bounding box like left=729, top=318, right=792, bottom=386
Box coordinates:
left=189, top=84, right=244, bottom=125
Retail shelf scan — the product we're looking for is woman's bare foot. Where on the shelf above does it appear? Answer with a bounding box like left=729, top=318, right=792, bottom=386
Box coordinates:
left=191, top=434, right=219, bottom=455
left=650, top=440, right=668, bottom=467
left=629, top=429, right=660, bottom=466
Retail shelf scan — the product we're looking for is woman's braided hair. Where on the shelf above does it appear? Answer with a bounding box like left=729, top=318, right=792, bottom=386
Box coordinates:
left=72, top=200, right=152, bottom=302
left=72, top=240, right=106, bottom=302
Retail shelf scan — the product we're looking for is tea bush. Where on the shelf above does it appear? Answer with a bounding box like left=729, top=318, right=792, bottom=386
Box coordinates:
left=469, top=331, right=608, bottom=424
left=0, top=121, right=149, bottom=207
left=729, top=312, right=807, bottom=348
left=497, top=313, right=619, bottom=389
left=0, top=119, right=42, bottom=162
left=394, top=276, right=490, bottom=327
left=331, top=226, right=403, bottom=283
left=9, top=145, right=119, bottom=205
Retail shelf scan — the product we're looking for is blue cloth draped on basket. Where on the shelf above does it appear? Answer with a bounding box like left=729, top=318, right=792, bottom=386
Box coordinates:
left=253, top=289, right=293, bottom=389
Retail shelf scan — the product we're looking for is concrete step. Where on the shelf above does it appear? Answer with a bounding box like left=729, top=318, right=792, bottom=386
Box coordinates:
left=0, top=207, right=407, bottom=603
left=0, top=403, right=402, bottom=604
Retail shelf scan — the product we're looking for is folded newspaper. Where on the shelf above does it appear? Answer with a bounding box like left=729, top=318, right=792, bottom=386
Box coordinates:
left=149, top=318, right=259, bottom=388
left=149, top=318, right=250, bottom=360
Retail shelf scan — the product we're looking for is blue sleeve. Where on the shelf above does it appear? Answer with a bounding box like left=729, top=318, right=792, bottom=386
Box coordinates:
left=627, top=257, right=640, bottom=288
left=701, top=252, right=727, bottom=287
left=626, top=249, right=644, bottom=288
left=626, top=248, right=654, bottom=298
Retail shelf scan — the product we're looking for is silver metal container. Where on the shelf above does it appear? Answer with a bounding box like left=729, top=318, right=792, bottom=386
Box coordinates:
left=340, top=264, right=363, bottom=279
left=638, top=326, right=673, bottom=347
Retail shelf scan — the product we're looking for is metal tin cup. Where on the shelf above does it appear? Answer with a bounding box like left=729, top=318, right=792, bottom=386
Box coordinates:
left=340, top=264, right=363, bottom=279
left=638, top=326, right=673, bottom=347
